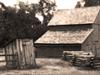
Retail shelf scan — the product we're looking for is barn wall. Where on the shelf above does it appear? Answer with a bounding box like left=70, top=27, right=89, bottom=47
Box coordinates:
left=92, top=11, right=100, bottom=56
left=92, top=24, right=100, bottom=57
left=98, top=24, right=100, bottom=57
left=82, top=24, right=100, bottom=57
left=34, top=45, right=81, bottom=58
left=94, top=11, right=100, bottom=57
left=94, top=11, right=100, bottom=25
left=81, top=23, right=100, bottom=57
left=81, top=31, right=94, bottom=53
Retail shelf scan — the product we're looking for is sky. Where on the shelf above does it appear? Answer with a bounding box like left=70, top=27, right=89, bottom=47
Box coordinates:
left=0, top=0, right=17, bottom=7
left=0, top=0, right=40, bottom=7
left=0, top=0, right=81, bottom=9
left=56, top=0, right=79, bottom=9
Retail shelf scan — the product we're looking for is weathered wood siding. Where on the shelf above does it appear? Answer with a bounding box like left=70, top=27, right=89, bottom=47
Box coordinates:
left=5, top=40, right=18, bottom=68
left=34, top=25, right=92, bottom=58
left=92, top=24, right=100, bottom=57
left=34, top=44, right=81, bottom=58
left=82, top=24, right=100, bottom=57
left=92, top=11, right=100, bottom=57
left=81, top=31, right=94, bottom=53
left=21, top=39, right=36, bottom=67
left=5, top=39, right=36, bottom=68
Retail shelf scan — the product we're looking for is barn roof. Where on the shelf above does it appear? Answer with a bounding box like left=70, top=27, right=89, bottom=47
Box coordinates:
left=35, top=28, right=93, bottom=44
left=48, top=6, right=100, bottom=26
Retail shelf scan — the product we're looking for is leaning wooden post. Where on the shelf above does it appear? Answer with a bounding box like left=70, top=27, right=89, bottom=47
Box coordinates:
left=30, top=40, right=36, bottom=68
left=4, top=47, right=7, bottom=69
left=16, top=39, right=21, bottom=68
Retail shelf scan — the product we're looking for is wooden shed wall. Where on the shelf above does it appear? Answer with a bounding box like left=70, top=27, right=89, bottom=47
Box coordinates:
left=5, top=39, right=36, bottom=68
left=5, top=40, right=18, bottom=68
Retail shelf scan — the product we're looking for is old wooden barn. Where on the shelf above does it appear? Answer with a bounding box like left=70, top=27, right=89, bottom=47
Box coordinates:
left=34, top=6, right=100, bottom=58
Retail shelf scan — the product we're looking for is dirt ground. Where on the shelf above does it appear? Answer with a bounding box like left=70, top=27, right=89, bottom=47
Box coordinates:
left=0, top=58, right=100, bottom=75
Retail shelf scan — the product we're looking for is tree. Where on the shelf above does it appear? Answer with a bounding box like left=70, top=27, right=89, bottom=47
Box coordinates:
left=75, top=0, right=100, bottom=8
left=0, top=1, right=56, bottom=45
left=84, top=0, right=100, bottom=7
left=39, top=0, right=56, bottom=24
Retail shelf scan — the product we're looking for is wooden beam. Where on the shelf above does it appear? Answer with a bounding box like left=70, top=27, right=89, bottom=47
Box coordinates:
left=16, top=39, right=21, bottom=68
left=4, top=47, right=7, bottom=69
left=0, top=54, right=17, bottom=56
left=0, top=60, right=6, bottom=62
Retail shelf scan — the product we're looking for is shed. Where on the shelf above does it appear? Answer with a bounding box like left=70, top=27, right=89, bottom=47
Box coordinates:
left=34, top=6, right=100, bottom=58
left=3, top=39, right=36, bottom=69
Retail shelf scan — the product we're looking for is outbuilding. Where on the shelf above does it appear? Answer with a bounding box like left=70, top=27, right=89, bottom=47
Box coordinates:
left=3, top=38, right=36, bottom=69
left=34, top=6, right=100, bottom=58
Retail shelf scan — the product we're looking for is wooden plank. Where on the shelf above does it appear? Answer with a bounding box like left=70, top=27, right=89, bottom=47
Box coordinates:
left=12, top=42, right=14, bottom=53
left=4, top=47, right=7, bottom=69
left=11, top=41, right=18, bottom=67
left=30, top=40, right=36, bottom=67
left=29, top=41, right=33, bottom=65
left=13, top=40, right=19, bottom=63
left=0, top=60, right=6, bottom=62
left=24, top=40, right=30, bottom=65
left=0, top=54, right=17, bottom=56
left=5, top=60, right=18, bottom=62
left=23, top=42, right=27, bottom=66
left=16, top=39, right=21, bottom=68
left=7, top=45, right=10, bottom=63
left=19, top=39, right=25, bottom=67
left=7, top=43, right=12, bottom=66
left=26, top=40, right=36, bottom=67
left=25, top=41, right=29, bottom=65
left=12, top=42, right=15, bottom=57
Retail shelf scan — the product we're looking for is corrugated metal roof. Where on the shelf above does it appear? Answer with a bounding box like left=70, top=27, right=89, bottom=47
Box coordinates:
left=48, top=6, right=100, bottom=26
left=35, top=28, right=93, bottom=44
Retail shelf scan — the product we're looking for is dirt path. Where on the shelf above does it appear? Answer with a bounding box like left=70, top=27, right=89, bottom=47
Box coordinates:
left=0, top=58, right=100, bottom=75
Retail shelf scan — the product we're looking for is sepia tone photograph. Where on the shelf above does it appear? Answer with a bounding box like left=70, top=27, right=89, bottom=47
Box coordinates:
left=0, top=0, right=100, bottom=75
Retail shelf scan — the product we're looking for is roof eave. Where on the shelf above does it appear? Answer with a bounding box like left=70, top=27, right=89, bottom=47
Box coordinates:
left=34, top=43, right=82, bottom=47
left=48, top=23, right=92, bottom=27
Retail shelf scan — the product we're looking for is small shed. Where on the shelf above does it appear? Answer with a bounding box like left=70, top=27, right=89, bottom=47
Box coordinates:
left=34, top=6, right=100, bottom=58
left=3, top=39, right=36, bottom=69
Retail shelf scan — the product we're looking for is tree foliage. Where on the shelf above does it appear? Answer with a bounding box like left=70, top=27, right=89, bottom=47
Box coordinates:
left=84, top=0, right=100, bottom=7
left=39, top=0, right=56, bottom=24
left=0, top=1, right=55, bottom=46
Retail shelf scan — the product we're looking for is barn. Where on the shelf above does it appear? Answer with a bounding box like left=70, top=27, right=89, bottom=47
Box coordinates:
left=34, top=6, right=100, bottom=58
